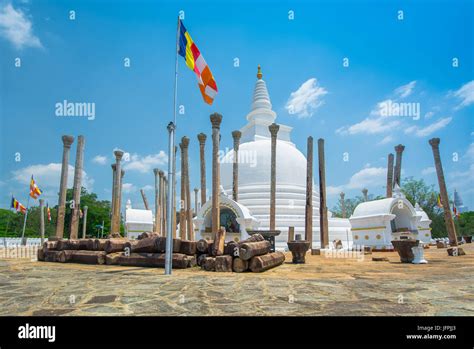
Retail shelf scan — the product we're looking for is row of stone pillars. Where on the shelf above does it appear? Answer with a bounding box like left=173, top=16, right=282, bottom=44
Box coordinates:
left=54, top=135, right=89, bottom=240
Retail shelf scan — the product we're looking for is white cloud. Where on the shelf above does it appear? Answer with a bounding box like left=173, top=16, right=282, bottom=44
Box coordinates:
left=452, top=80, right=474, bottom=109
left=11, top=163, right=94, bottom=192
left=327, top=166, right=387, bottom=197
left=336, top=116, right=400, bottom=136
left=377, top=135, right=394, bottom=145
left=394, top=81, right=417, bottom=98
left=122, top=183, right=137, bottom=194
left=464, top=143, right=474, bottom=162
left=404, top=117, right=452, bottom=137
left=285, top=78, right=328, bottom=118
left=0, top=3, right=42, bottom=49
left=123, top=151, right=168, bottom=174
left=424, top=111, right=435, bottom=119
left=421, top=167, right=436, bottom=176
left=92, top=155, right=107, bottom=165
left=142, top=184, right=154, bottom=191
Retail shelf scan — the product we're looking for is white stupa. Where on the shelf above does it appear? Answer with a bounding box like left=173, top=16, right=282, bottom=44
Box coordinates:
left=213, top=66, right=351, bottom=250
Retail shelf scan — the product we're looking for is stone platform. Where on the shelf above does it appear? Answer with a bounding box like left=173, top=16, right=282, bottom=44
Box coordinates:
left=0, top=244, right=472, bottom=316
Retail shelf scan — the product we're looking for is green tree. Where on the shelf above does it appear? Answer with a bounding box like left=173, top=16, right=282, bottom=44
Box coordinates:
left=1, top=187, right=117, bottom=238
left=456, top=211, right=474, bottom=237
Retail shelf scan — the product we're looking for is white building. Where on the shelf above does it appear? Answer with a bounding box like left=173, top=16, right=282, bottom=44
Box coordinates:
left=124, top=200, right=153, bottom=240
left=349, top=185, right=426, bottom=250
left=195, top=66, right=351, bottom=250
left=415, top=203, right=432, bottom=244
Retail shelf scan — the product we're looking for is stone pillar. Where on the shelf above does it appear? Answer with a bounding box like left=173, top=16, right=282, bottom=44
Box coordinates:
left=69, top=135, right=85, bottom=239
left=232, top=130, right=242, bottom=202
left=163, top=176, right=168, bottom=236
left=153, top=169, right=160, bottom=233
left=118, top=170, right=124, bottom=222
left=429, top=138, right=458, bottom=246
left=394, top=144, right=405, bottom=187
left=111, top=149, right=124, bottom=234
left=55, top=135, right=74, bottom=239
left=197, top=133, right=207, bottom=207
left=194, top=188, right=199, bottom=215
left=159, top=171, right=165, bottom=236
left=179, top=141, right=187, bottom=239
left=305, top=136, right=313, bottom=247
left=386, top=153, right=394, bottom=197
left=362, top=188, right=368, bottom=202
left=111, top=164, right=117, bottom=219
left=340, top=192, right=346, bottom=218
left=318, top=138, right=329, bottom=249
left=210, top=113, right=222, bottom=233
left=140, top=189, right=150, bottom=210
left=81, top=206, right=88, bottom=239
left=182, top=137, right=193, bottom=240
left=39, top=199, right=45, bottom=244
left=269, top=123, right=280, bottom=231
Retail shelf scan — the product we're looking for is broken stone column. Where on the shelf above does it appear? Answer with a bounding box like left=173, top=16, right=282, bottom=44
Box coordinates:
left=269, top=123, right=280, bottom=231
left=140, top=189, right=150, bottom=210
left=394, top=144, right=405, bottom=187
left=232, top=130, right=242, bottom=202
left=55, top=135, right=74, bottom=239
left=386, top=153, right=394, bottom=197
left=162, top=174, right=167, bottom=237
left=362, top=188, right=368, bottom=202
left=70, top=135, right=85, bottom=239
left=111, top=149, right=124, bottom=234
left=153, top=169, right=161, bottom=234
left=81, top=206, right=88, bottom=239
left=305, top=136, right=313, bottom=248
left=118, top=170, right=124, bottom=220
left=197, top=133, right=207, bottom=207
left=194, top=188, right=199, bottom=215
left=39, top=199, right=45, bottom=244
left=429, top=138, right=458, bottom=246
left=318, top=138, right=329, bottom=249
left=182, top=136, right=193, bottom=240
left=210, top=113, right=222, bottom=233
left=340, top=192, right=346, bottom=218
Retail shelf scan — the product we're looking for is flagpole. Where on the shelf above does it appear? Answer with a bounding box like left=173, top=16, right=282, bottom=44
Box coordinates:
left=165, top=16, right=180, bottom=275
left=21, top=195, right=30, bottom=245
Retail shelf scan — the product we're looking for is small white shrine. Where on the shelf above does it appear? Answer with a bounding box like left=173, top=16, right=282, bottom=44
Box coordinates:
left=415, top=203, right=432, bottom=244
left=194, top=187, right=260, bottom=242
left=124, top=200, right=154, bottom=239
left=349, top=185, right=424, bottom=250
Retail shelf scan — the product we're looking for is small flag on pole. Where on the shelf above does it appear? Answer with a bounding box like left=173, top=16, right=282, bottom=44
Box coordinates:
left=46, top=202, right=52, bottom=222
left=29, top=175, right=42, bottom=199
left=178, top=19, right=218, bottom=105
left=79, top=208, right=83, bottom=219
left=437, top=194, right=443, bottom=208
left=11, top=196, right=27, bottom=214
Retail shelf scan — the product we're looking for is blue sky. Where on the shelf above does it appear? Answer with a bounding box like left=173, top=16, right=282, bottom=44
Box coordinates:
left=0, top=0, right=473, bottom=212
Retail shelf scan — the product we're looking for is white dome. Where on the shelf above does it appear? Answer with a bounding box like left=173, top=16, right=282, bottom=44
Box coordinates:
left=221, top=139, right=307, bottom=188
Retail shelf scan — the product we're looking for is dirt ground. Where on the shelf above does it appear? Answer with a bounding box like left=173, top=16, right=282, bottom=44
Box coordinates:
left=0, top=244, right=473, bottom=316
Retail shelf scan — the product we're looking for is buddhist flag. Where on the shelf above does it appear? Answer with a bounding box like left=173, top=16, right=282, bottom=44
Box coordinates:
left=29, top=175, right=42, bottom=199
left=79, top=208, right=83, bottom=219
left=46, top=203, right=52, bottom=222
left=437, top=194, right=443, bottom=208
left=178, top=19, right=218, bottom=105
left=11, top=196, right=27, bottom=214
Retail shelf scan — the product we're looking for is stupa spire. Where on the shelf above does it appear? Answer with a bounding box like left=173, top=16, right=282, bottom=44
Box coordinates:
left=247, top=65, right=276, bottom=123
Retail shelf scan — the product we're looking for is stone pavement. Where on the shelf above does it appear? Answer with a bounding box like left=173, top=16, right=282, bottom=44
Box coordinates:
left=0, top=244, right=472, bottom=316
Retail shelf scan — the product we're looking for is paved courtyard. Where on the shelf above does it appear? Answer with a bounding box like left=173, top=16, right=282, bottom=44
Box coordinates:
left=0, top=244, right=473, bottom=316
